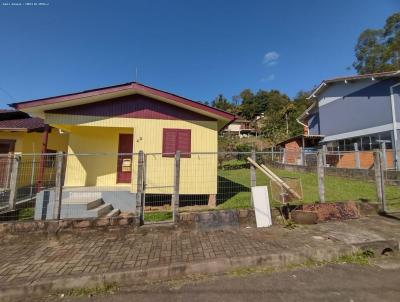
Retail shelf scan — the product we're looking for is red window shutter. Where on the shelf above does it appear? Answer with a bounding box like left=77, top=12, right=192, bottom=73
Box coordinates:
left=177, top=129, right=191, bottom=158
left=162, top=128, right=191, bottom=158
left=163, top=129, right=177, bottom=157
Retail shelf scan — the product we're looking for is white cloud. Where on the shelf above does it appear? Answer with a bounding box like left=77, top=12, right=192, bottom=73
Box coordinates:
left=261, top=74, right=275, bottom=82
left=262, top=51, right=280, bottom=65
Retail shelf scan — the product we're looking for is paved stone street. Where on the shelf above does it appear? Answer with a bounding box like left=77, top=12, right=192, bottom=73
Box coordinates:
left=0, top=215, right=399, bottom=297
left=48, top=263, right=400, bottom=302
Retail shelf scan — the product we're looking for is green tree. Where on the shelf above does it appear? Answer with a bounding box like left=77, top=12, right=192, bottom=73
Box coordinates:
left=211, top=94, right=233, bottom=112
left=353, top=13, right=400, bottom=74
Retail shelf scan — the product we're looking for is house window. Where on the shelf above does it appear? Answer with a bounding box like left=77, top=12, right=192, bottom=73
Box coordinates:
left=0, top=140, right=15, bottom=154
left=162, top=129, right=191, bottom=158
left=44, top=149, right=57, bottom=168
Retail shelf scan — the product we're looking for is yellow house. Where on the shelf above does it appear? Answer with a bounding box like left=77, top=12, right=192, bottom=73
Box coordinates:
left=0, top=110, right=68, bottom=191
left=0, top=109, right=68, bottom=154
left=11, top=82, right=235, bottom=218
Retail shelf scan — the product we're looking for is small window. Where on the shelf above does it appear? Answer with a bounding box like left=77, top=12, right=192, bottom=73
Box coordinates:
left=44, top=149, right=57, bottom=167
left=162, top=129, right=191, bottom=158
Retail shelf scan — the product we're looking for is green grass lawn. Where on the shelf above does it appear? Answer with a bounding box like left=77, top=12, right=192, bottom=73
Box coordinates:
left=144, top=211, right=173, bottom=222
left=17, top=207, right=35, bottom=220
left=217, top=163, right=400, bottom=211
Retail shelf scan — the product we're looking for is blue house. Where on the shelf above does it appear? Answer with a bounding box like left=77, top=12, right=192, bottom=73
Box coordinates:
left=297, top=70, right=400, bottom=168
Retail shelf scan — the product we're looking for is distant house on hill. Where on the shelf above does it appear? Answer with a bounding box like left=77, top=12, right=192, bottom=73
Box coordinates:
left=223, top=118, right=256, bottom=137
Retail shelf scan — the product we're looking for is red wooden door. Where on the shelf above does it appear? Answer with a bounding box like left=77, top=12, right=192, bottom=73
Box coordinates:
left=117, top=134, right=133, bottom=183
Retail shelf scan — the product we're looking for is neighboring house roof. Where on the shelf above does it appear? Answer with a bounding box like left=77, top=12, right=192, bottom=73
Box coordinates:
left=0, top=109, right=44, bottom=132
left=298, top=70, right=400, bottom=123
left=0, top=117, right=44, bottom=132
left=308, top=70, right=400, bottom=100
left=0, top=109, right=30, bottom=120
left=277, top=134, right=324, bottom=147
left=9, top=82, right=236, bottom=130
left=233, top=119, right=251, bottom=123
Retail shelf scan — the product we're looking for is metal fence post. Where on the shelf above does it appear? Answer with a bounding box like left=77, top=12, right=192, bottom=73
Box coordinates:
left=374, top=151, right=386, bottom=212
left=172, top=151, right=181, bottom=223
left=8, top=154, right=20, bottom=210
left=53, top=152, right=65, bottom=220
left=380, top=142, right=387, bottom=171
left=354, top=142, right=361, bottom=169
left=317, top=150, right=325, bottom=203
left=136, top=151, right=145, bottom=225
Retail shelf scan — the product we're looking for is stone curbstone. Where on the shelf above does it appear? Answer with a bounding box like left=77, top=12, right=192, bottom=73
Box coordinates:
left=0, top=215, right=140, bottom=236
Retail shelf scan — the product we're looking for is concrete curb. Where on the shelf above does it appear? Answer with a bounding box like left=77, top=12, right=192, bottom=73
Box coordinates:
left=0, top=243, right=359, bottom=300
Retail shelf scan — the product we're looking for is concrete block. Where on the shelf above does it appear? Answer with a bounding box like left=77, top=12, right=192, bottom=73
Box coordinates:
left=291, top=210, right=318, bottom=224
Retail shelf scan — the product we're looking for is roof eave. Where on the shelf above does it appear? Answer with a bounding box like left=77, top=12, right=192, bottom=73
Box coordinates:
left=308, top=70, right=400, bottom=100
left=10, top=83, right=236, bottom=126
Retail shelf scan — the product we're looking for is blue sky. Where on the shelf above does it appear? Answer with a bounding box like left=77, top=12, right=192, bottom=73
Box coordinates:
left=0, top=0, right=398, bottom=107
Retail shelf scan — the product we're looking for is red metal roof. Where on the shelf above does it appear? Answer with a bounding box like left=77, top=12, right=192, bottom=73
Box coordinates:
left=9, top=82, right=236, bottom=121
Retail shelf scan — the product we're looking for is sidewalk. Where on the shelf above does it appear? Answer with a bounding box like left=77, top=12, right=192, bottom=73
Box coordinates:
left=0, top=215, right=399, bottom=298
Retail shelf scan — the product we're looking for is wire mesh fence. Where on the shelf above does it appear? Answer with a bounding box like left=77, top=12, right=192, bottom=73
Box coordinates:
left=1, top=149, right=400, bottom=224
left=143, top=153, right=174, bottom=223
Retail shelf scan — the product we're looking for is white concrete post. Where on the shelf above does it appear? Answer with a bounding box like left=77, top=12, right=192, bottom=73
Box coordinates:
left=354, top=142, right=361, bottom=169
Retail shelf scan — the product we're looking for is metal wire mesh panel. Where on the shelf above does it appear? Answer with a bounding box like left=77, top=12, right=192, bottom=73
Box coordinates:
left=216, top=152, right=252, bottom=210
left=383, top=149, right=400, bottom=213
left=270, top=178, right=303, bottom=204
left=177, top=152, right=218, bottom=210
left=0, top=153, right=57, bottom=221
left=58, top=153, right=137, bottom=221
left=143, top=153, right=174, bottom=223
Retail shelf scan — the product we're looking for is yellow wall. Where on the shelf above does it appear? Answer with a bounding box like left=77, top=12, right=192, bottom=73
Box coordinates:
left=0, top=129, right=69, bottom=188
left=63, top=126, right=133, bottom=188
left=0, top=129, right=68, bottom=153
left=47, top=113, right=218, bottom=194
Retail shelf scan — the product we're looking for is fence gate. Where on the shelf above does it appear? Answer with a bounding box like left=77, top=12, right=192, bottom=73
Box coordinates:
left=142, top=153, right=175, bottom=224
left=0, top=155, right=12, bottom=208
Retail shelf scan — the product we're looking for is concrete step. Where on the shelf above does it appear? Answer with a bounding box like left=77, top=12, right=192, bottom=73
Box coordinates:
left=68, top=191, right=102, bottom=200
left=106, top=209, right=121, bottom=218
left=90, top=203, right=113, bottom=217
left=86, top=199, right=104, bottom=210
left=62, top=198, right=104, bottom=210
left=60, top=200, right=113, bottom=219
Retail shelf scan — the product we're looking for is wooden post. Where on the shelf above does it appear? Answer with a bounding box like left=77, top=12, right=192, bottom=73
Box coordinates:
left=299, top=147, right=304, bottom=166
left=136, top=151, right=145, bottom=225
left=36, top=124, right=50, bottom=191
left=380, top=142, right=387, bottom=171
left=250, top=150, right=256, bottom=207
left=317, top=150, right=325, bottom=203
left=172, top=151, right=181, bottom=223
left=282, top=148, right=286, bottom=164
left=250, top=150, right=256, bottom=187
left=354, top=142, right=361, bottom=169
left=271, top=146, right=275, bottom=162
left=374, top=151, right=386, bottom=212
left=322, top=145, right=327, bottom=167
left=53, top=152, right=65, bottom=220
left=8, top=154, right=20, bottom=210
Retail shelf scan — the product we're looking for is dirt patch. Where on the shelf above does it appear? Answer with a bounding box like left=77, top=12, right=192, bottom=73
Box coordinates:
left=292, top=202, right=361, bottom=224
